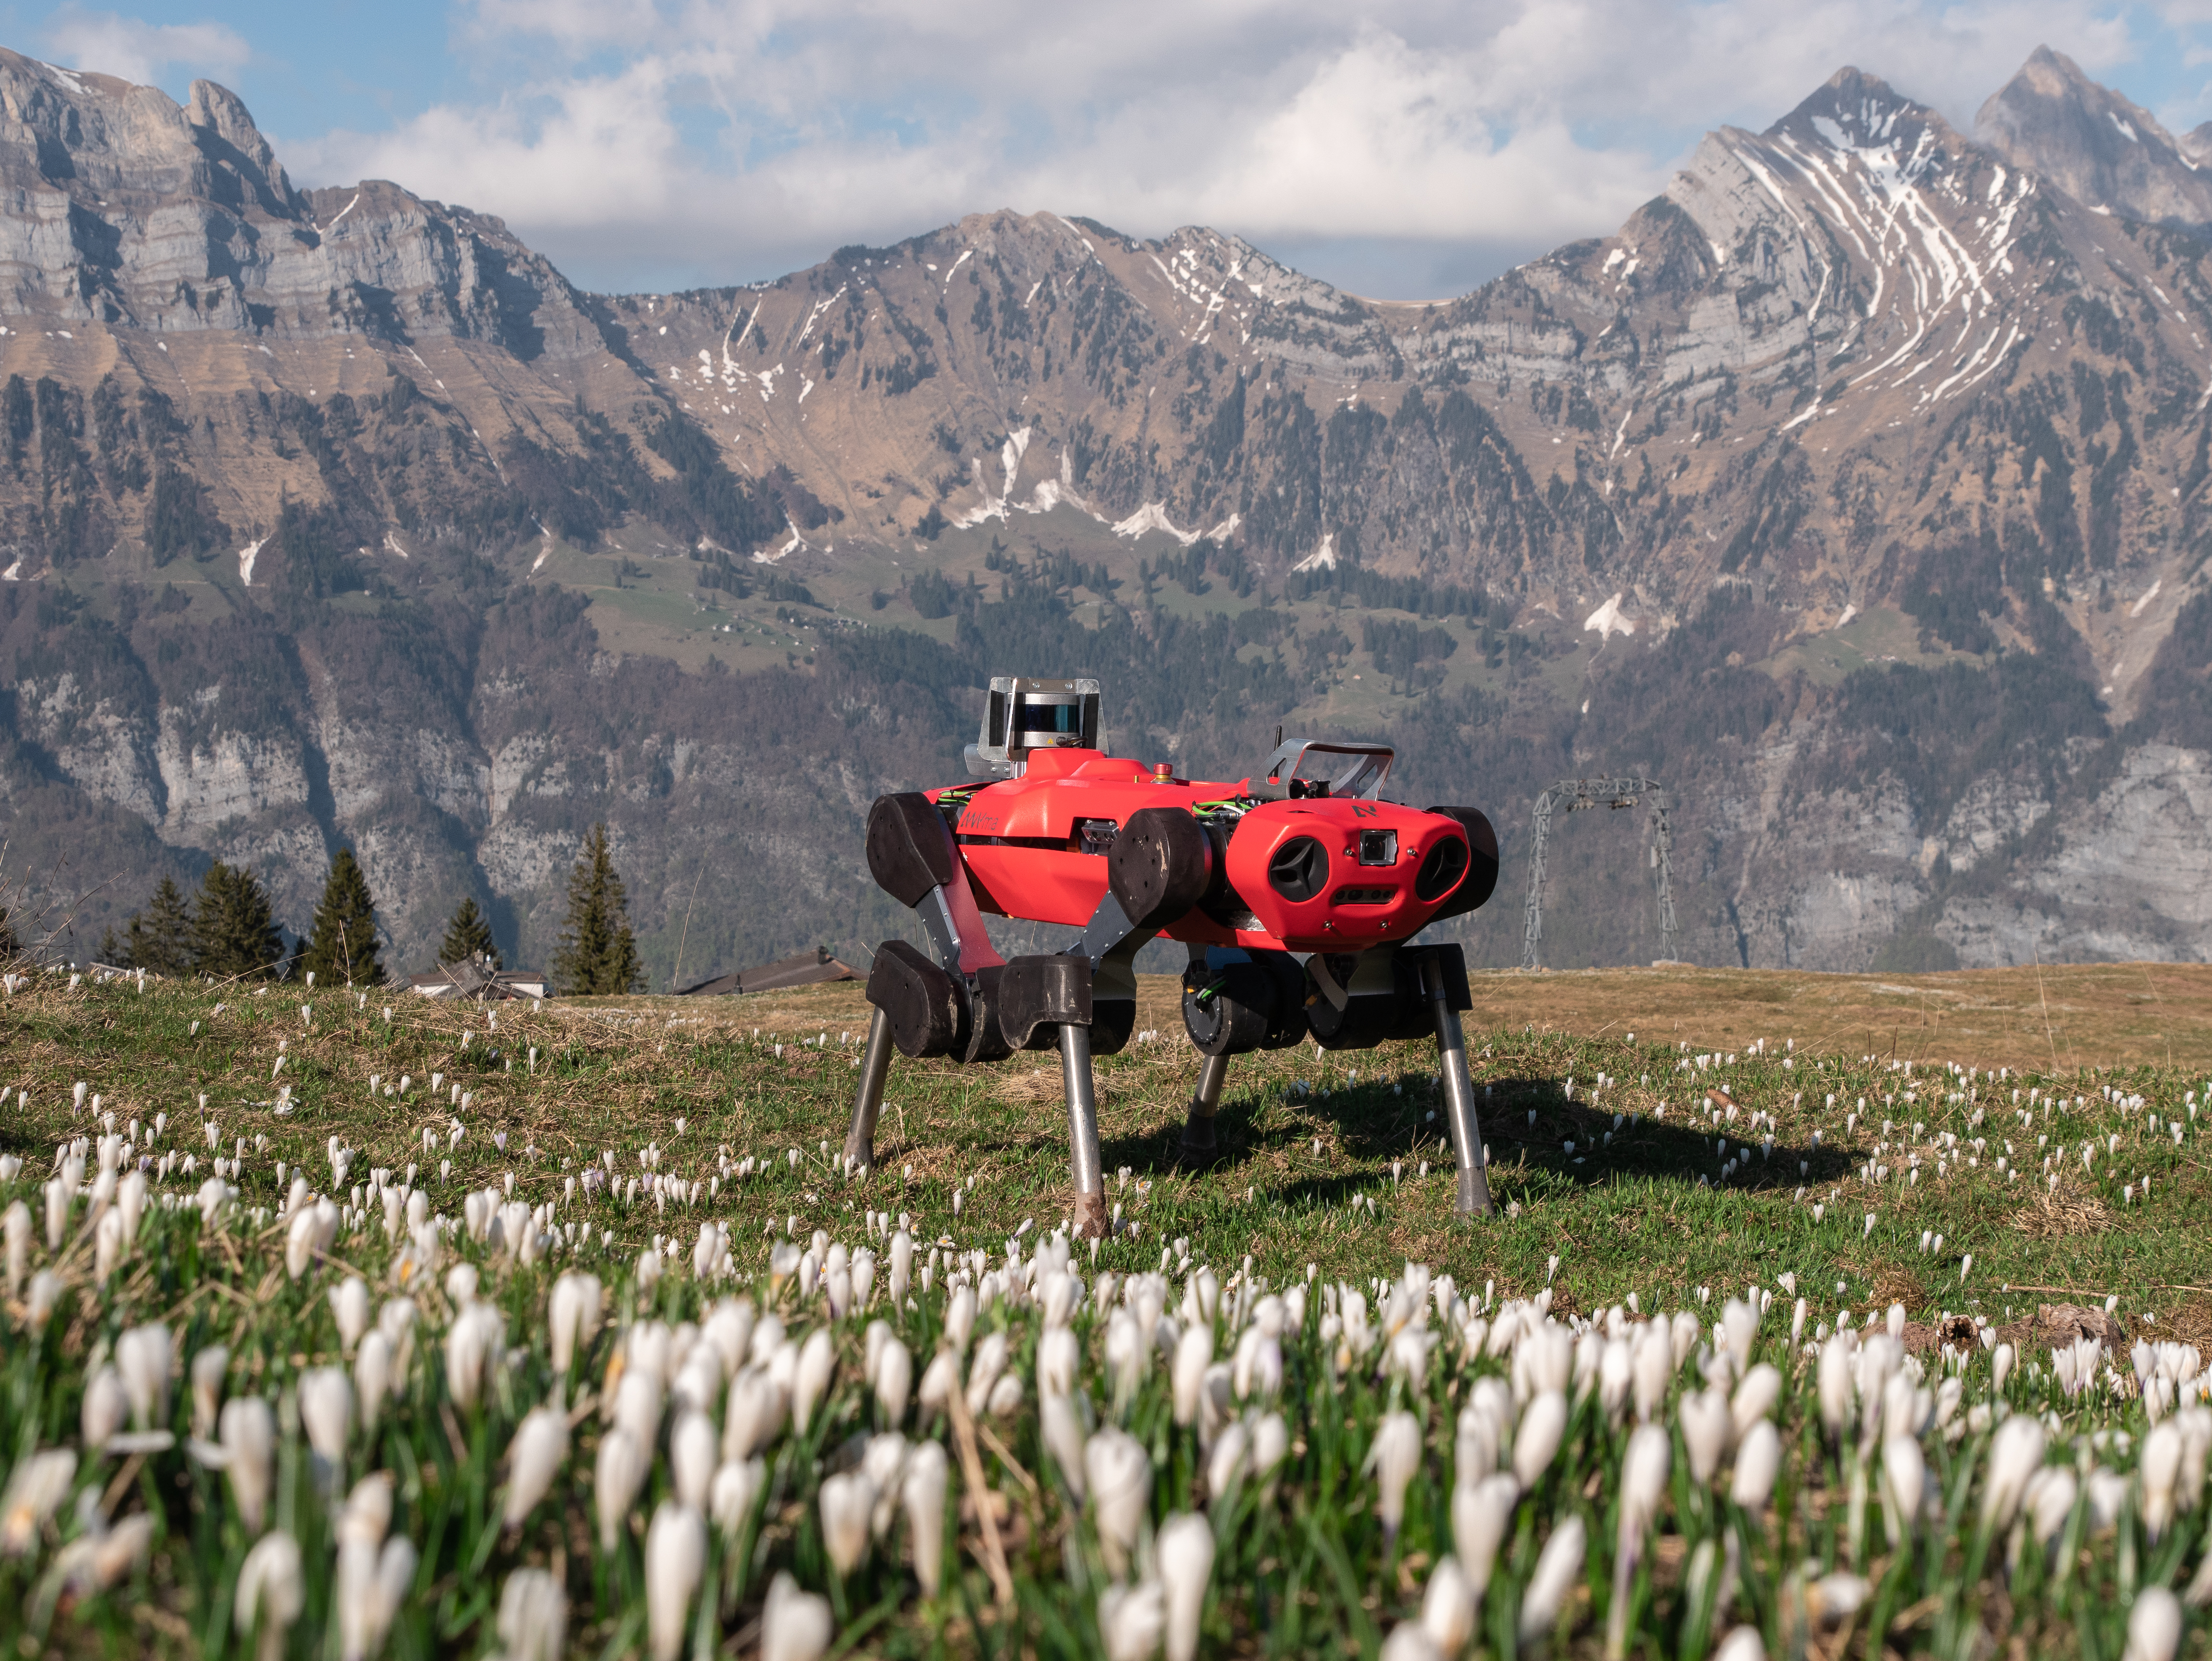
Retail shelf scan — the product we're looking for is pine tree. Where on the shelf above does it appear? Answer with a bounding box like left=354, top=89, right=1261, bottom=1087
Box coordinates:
left=301, top=847, right=386, bottom=986
left=439, top=896, right=501, bottom=969
left=552, top=823, right=643, bottom=995
left=193, top=862, right=285, bottom=981
left=113, top=876, right=194, bottom=976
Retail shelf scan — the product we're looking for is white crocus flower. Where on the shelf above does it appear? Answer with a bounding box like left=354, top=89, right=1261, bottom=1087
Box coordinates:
left=0, top=1449, right=77, bottom=1556
left=671, top=1411, right=717, bottom=1512
left=1517, top=1515, right=1586, bottom=1648
left=1368, top=1411, right=1422, bottom=1537
left=495, top=1567, right=568, bottom=1661
left=792, top=1329, right=835, bottom=1433
left=190, top=1347, right=229, bottom=1441
left=1420, top=1555, right=1476, bottom=1658
left=1680, top=1389, right=1732, bottom=1487
left=1881, top=1433, right=1926, bottom=1538
left=503, top=1406, right=569, bottom=1529
left=902, top=1441, right=949, bottom=1597
left=1172, top=1326, right=1211, bottom=1425
left=710, top=1457, right=766, bottom=1540
left=818, top=1470, right=875, bottom=1575
left=222, top=1397, right=276, bottom=1535
left=645, top=1503, right=706, bottom=1661
left=1098, top=1580, right=1166, bottom=1661
left=761, top=1570, right=833, bottom=1661
left=330, top=1277, right=372, bottom=1356
left=115, top=1323, right=172, bottom=1429
left=300, top=1368, right=354, bottom=1468
left=81, top=1366, right=127, bottom=1451
left=1981, top=1415, right=2045, bottom=1532
left=1732, top=1420, right=1781, bottom=1513
left=594, top=1428, right=649, bottom=1552
left=234, top=1530, right=305, bottom=1661
left=1451, top=1472, right=1518, bottom=1598
left=1514, top=1391, right=1568, bottom=1491
left=2124, top=1587, right=2182, bottom=1661
left=1085, top=1426, right=1152, bottom=1578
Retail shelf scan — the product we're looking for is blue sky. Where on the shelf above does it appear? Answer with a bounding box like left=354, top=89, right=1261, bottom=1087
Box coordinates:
left=14, top=0, right=2212, bottom=299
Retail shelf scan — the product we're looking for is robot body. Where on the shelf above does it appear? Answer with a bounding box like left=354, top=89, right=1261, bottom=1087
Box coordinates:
left=843, top=677, right=1503, bottom=1235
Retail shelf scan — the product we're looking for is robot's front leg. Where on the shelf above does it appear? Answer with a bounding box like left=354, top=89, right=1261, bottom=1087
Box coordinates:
left=1419, top=953, right=1495, bottom=1218
left=843, top=1005, right=895, bottom=1174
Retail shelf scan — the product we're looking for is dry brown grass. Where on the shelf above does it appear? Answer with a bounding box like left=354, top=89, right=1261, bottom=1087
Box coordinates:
left=1458, top=960, right=2212, bottom=1072
left=659, top=958, right=2212, bottom=1074
left=2013, top=1185, right=2116, bottom=1239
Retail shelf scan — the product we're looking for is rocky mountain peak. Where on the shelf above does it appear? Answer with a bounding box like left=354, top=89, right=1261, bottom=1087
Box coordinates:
left=0, top=46, right=601, bottom=352
left=1767, top=64, right=1956, bottom=159
left=0, top=47, right=301, bottom=227
left=183, top=77, right=300, bottom=218
left=1975, top=44, right=2212, bottom=232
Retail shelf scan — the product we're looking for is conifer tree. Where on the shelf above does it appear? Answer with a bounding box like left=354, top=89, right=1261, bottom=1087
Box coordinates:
left=439, top=896, right=501, bottom=969
left=192, top=862, right=285, bottom=981
left=301, top=847, right=386, bottom=986
left=552, top=823, right=643, bottom=995
left=114, top=876, right=194, bottom=975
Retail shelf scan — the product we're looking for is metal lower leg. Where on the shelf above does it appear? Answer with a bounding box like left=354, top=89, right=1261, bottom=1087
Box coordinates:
left=1060, top=1023, right=1108, bottom=1238
left=1180, top=1052, right=1229, bottom=1158
left=843, top=1006, right=895, bottom=1174
left=1422, top=959, right=1494, bottom=1217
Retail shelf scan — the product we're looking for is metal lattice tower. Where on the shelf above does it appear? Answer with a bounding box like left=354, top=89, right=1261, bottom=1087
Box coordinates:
left=1521, top=777, right=1678, bottom=969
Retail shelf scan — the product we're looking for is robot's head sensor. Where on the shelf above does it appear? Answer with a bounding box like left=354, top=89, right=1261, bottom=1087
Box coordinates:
left=966, top=677, right=1103, bottom=777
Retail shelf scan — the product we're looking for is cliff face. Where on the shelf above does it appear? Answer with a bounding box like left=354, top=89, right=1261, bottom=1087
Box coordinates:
left=0, top=49, right=609, bottom=356
left=0, top=46, right=2208, bottom=979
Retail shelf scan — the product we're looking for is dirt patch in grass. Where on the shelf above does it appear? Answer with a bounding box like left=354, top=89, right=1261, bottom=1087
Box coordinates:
left=2156, top=1294, right=2212, bottom=1352
left=2013, top=1186, right=2114, bottom=1239
left=1868, top=1263, right=1932, bottom=1318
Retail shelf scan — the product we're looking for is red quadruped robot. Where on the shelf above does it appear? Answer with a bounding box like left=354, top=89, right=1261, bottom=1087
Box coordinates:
left=844, top=676, right=1502, bottom=1236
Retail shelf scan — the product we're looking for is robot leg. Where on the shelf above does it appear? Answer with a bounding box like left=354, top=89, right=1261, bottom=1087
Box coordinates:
left=1420, top=953, right=1495, bottom=1217
left=1059, top=1022, right=1108, bottom=1238
left=842, top=1005, right=895, bottom=1174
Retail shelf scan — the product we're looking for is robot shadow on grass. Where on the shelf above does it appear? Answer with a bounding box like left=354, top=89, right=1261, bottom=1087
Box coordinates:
left=1143, top=1075, right=1865, bottom=1200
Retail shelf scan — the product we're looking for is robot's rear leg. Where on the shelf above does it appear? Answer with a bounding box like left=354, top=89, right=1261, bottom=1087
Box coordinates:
left=1179, top=1052, right=1230, bottom=1162
left=843, top=1005, right=895, bottom=1175
left=1060, top=1022, right=1109, bottom=1239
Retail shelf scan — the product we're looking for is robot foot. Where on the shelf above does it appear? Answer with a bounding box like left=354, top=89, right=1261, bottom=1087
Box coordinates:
left=1071, top=1189, right=1109, bottom=1239
left=1175, top=1109, right=1224, bottom=1168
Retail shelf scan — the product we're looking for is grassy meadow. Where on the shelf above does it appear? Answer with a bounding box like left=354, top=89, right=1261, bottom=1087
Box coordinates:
left=0, top=961, right=2206, bottom=1659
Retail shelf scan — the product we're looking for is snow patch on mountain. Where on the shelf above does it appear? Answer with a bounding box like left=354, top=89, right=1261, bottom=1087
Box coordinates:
left=1583, top=593, right=1635, bottom=639
left=1110, top=502, right=1198, bottom=544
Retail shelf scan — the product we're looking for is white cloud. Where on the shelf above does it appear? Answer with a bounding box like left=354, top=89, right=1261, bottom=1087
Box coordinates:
left=42, top=6, right=249, bottom=89
left=294, top=59, right=686, bottom=229
left=278, top=0, right=2188, bottom=295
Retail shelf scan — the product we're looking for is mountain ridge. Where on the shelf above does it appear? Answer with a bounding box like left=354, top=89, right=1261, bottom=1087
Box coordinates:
left=0, top=44, right=2207, bottom=980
